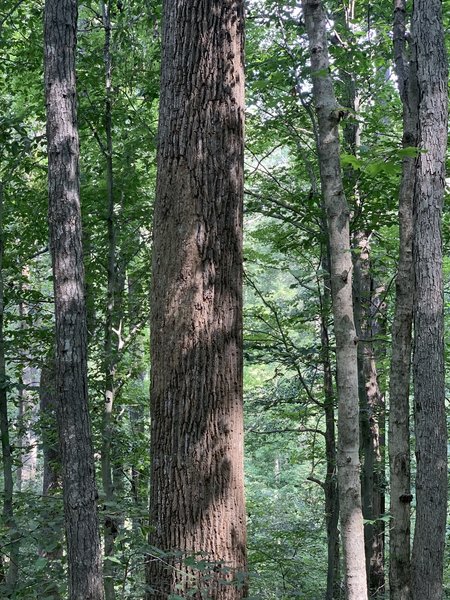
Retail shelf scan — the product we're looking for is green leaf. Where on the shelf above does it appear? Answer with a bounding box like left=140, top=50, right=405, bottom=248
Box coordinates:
left=104, top=555, right=122, bottom=564
left=341, top=153, right=362, bottom=169
left=34, top=557, right=48, bottom=571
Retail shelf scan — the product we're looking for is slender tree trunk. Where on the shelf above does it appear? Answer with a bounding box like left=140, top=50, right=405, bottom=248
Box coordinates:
left=353, top=235, right=385, bottom=597
left=301, top=1, right=367, bottom=598
left=100, top=3, right=120, bottom=597
left=39, top=357, right=63, bottom=600
left=146, top=2, right=247, bottom=598
left=339, top=42, right=386, bottom=589
left=40, top=358, right=61, bottom=496
left=0, top=183, right=19, bottom=595
left=44, top=2, right=104, bottom=599
left=410, top=1, right=448, bottom=598
left=16, top=293, right=38, bottom=492
left=320, top=245, right=340, bottom=600
left=388, top=3, right=416, bottom=598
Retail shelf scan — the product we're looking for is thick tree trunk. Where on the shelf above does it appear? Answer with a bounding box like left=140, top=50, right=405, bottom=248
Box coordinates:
left=388, top=2, right=416, bottom=598
left=410, top=1, right=448, bottom=599
left=147, top=2, right=247, bottom=599
left=301, top=2, right=367, bottom=598
left=44, top=2, right=104, bottom=599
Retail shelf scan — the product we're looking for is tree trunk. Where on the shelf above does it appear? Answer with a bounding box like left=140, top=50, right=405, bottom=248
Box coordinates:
left=388, top=3, right=416, bottom=597
left=0, top=183, right=19, bottom=595
left=339, top=33, right=386, bottom=589
left=146, top=2, right=247, bottom=598
left=410, top=1, right=448, bottom=598
left=16, top=293, right=39, bottom=492
left=100, top=3, right=121, bottom=597
left=353, top=235, right=385, bottom=598
left=40, top=357, right=63, bottom=600
left=301, top=1, right=367, bottom=598
left=44, top=2, right=104, bottom=599
left=320, top=245, right=340, bottom=600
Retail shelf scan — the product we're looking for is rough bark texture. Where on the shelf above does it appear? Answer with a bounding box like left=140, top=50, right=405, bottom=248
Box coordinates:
left=389, top=2, right=416, bottom=598
left=410, top=1, right=448, bottom=598
left=301, top=1, right=367, bottom=598
left=44, top=2, right=104, bottom=599
left=147, top=1, right=247, bottom=599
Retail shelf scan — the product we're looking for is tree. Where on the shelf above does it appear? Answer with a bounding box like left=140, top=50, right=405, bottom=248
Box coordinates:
left=410, top=1, right=448, bottom=598
left=44, top=1, right=104, bottom=598
left=301, top=0, right=368, bottom=597
left=388, top=0, right=416, bottom=597
left=0, top=183, right=19, bottom=595
left=146, top=1, right=247, bottom=598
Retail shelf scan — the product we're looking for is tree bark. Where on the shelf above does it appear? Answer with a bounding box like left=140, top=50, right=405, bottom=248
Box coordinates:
left=16, top=291, right=39, bottom=492
left=388, top=2, right=416, bottom=598
left=301, top=1, right=367, bottom=598
left=44, top=2, right=104, bottom=599
left=147, top=2, right=247, bottom=598
left=320, top=245, right=340, bottom=600
left=410, top=1, right=448, bottom=598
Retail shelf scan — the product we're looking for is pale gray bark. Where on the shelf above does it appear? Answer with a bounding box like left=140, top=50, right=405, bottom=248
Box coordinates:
left=410, top=1, right=448, bottom=598
left=301, top=1, right=367, bottom=598
left=44, top=1, right=104, bottom=598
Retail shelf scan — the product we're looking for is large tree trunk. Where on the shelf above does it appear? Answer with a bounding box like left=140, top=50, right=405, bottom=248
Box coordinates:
left=388, top=2, right=416, bottom=598
left=301, top=1, right=367, bottom=598
left=44, top=2, right=104, bottom=599
left=146, top=2, right=247, bottom=599
left=410, top=1, right=448, bottom=598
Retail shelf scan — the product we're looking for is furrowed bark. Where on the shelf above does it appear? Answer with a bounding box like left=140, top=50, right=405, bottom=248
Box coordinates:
left=410, top=1, right=448, bottom=598
left=44, top=1, right=104, bottom=598
left=147, top=1, right=247, bottom=599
